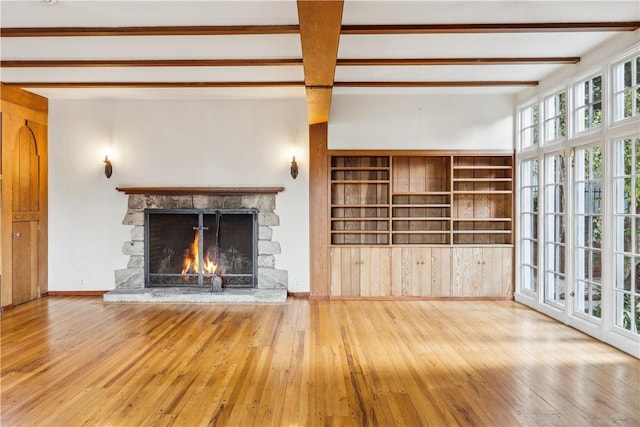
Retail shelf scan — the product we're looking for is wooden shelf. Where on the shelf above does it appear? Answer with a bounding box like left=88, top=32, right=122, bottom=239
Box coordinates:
left=392, top=191, right=450, bottom=196
left=330, top=153, right=513, bottom=246
left=331, top=180, right=389, bottom=184
left=331, top=166, right=389, bottom=171
left=453, top=217, right=512, bottom=221
left=453, top=165, right=512, bottom=170
left=453, top=178, right=512, bottom=182
left=115, top=186, right=284, bottom=195
left=332, top=217, right=389, bottom=221
left=453, top=190, right=512, bottom=194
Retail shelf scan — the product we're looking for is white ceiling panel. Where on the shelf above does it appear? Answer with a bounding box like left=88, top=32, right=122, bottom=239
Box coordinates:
left=338, top=33, right=622, bottom=58
left=1, top=35, right=302, bottom=60
left=0, top=66, right=304, bottom=82
left=20, top=86, right=307, bottom=100
left=1, top=0, right=300, bottom=27
left=334, top=64, right=561, bottom=82
left=342, top=1, right=640, bottom=25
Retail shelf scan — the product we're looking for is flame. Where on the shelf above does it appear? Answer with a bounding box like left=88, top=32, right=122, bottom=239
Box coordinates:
left=181, top=231, right=217, bottom=275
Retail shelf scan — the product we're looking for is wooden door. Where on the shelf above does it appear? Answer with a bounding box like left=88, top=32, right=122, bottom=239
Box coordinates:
left=10, top=123, right=41, bottom=305
left=11, top=221, right=39, bottom=305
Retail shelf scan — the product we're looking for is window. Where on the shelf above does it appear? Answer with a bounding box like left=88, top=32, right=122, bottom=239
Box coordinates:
left=544, top=153, right=566, bottom=307
left=612, top=55, right=640, bottom=122
left=573, top=145, right=603, bottom=321
left=574, top=75, right=602, bottom=133
left=543, top=91, right=567, bottom=143
left=520, top=159, right=539, bottom=294
left=519, top=103, right=539, bottom=149
left=613, top=137, right=640, bottom=335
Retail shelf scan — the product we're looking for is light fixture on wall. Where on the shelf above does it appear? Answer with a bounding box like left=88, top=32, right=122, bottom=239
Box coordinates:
left=104, top=155, right=113, bottom=178
left=290, top=155, right=299, bottom=179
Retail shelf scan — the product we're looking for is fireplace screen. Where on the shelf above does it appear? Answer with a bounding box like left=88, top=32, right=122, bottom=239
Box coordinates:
left=145, top=209, right=257, bottom=288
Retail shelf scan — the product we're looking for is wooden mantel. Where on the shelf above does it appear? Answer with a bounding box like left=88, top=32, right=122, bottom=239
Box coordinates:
left=115, top=186, right=285, bottom=195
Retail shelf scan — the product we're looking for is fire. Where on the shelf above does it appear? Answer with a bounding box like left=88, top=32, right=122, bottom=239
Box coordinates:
left=181, top=231, right=217, bottom=275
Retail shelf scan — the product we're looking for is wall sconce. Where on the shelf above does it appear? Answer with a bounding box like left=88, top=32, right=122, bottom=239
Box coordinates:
left=104, top=155, right=113, bottom=179
left=290, top=155, right=299, bottom=179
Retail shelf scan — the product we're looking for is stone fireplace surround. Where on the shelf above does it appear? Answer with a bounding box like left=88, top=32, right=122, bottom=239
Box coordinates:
left=103, top=187, right=288, bottom=303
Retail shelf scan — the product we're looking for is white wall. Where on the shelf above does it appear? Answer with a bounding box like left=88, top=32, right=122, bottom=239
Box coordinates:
left=48, top=98, right=309, bottom=292
left=329, top=94, right=514, bottom=150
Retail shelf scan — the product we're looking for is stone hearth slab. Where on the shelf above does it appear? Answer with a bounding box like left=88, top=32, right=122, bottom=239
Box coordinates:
left=103, top=287, right=287, bottom=304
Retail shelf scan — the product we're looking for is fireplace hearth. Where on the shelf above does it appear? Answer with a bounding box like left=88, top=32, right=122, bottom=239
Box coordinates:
left=104, top=187, right=287, bottom=303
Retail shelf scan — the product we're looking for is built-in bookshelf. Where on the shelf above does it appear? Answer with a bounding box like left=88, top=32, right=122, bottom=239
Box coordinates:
left=330, top=153, right=513, bottom=246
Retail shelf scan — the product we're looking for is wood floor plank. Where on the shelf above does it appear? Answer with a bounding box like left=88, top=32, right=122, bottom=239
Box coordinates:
left=1, top=296, right=638, bottom=426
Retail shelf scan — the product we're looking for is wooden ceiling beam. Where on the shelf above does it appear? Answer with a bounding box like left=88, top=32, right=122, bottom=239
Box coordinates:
left=334, top=81, right=539, bottom=87
left=2, top=81, right=304, bottom=88
left=0, top=25, right=299, bottom=37
left=1, top=57, right=579, bottom=68
left=337, top=57, right=580, bottom=66
left=341, top=21, right=640, bottom=35
left=297, top=0, right=344, bottom=125
left=0, top=59, right=303, bottom=68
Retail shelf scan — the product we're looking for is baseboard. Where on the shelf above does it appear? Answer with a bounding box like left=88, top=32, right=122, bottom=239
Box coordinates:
left=287, top=292, right=310, bottom=299
left=329, top=296, right=515, bottom=301
left=47, top=291, right=108, bottom=296
left=0, top=304, right=14, bottom=312
left=308, top=295, right=330, bottom=301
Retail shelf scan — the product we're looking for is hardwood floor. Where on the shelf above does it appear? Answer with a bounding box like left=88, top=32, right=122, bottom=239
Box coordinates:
left=1, top=297, right=638, bottom=426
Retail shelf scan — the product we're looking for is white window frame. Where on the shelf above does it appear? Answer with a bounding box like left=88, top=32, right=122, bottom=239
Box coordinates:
left=518, top=102, right=539, bottom=151
left=573, top=72, right=604, bottom=136
left=543, top=90, right=567, bottom=145
left=611, top=53, right=640, bottom=123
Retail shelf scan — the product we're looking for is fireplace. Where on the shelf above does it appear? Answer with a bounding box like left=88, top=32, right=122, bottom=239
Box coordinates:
left=108, top=187, right=288, bottom=301
left=145, top=209, right=257, bottom=288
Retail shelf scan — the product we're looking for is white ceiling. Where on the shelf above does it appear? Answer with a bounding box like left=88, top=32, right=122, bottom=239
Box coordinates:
left=1, top=0, right=639, bottom=100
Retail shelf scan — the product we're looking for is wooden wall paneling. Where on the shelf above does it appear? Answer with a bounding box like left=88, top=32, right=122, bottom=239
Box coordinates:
left=309, top=123, right=329, bottom=299
left=1, top=114, right=17, bottom=306
left=360, top=247, right=371, bottom=296
left=420, top=247, right=433, bottom=297
left=431, top=248, right=451, bottom=297
left=409, top=157, right=426, bottom=192
left=330, top=248, right=342, bottom=297
left=349, top=247, right=361, bottom=297
left=481, top=247, right=493, bottom=296
left=393, top=157, right=409, bottom=192
left=390, top=248, right=403, bottom=297
left=492, top=247, right=513, bottom=296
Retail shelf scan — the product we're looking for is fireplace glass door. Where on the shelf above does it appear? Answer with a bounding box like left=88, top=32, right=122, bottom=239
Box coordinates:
left=145, top=209, right=257, bottom=288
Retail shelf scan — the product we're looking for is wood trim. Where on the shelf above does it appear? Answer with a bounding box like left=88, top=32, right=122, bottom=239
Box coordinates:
left=337, top=57, right=580, bottom=66
left=297, top=0, right=344, bottom=124
left=327, top=149, right=515, bottom=156
left=1, top=59, right=303, bottom=68
left=0, top=82, right=49, bottom=113
left=287, top=292, right=310, bottom=299
left=305, top=87, right=334, bottom=125
left=329, top=296, right=514, bottom=301
left=0, top=304, right=15, bottom=312
left=341, top=22, right=640, bottom=34
left=1, top=57, right=579, bottom=68
left=46, top=291, right=108, bottom=296
left=2, top=22, right=636, bottom=38
left=334, top=81, right=539, bottom=87
left=3, top=81, right=304, bottom=88
left=308, top=123, right=329, bottom=298
left=0, top=25, right=300, bottom=37
left=115, top=187, right=285, bottom=195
